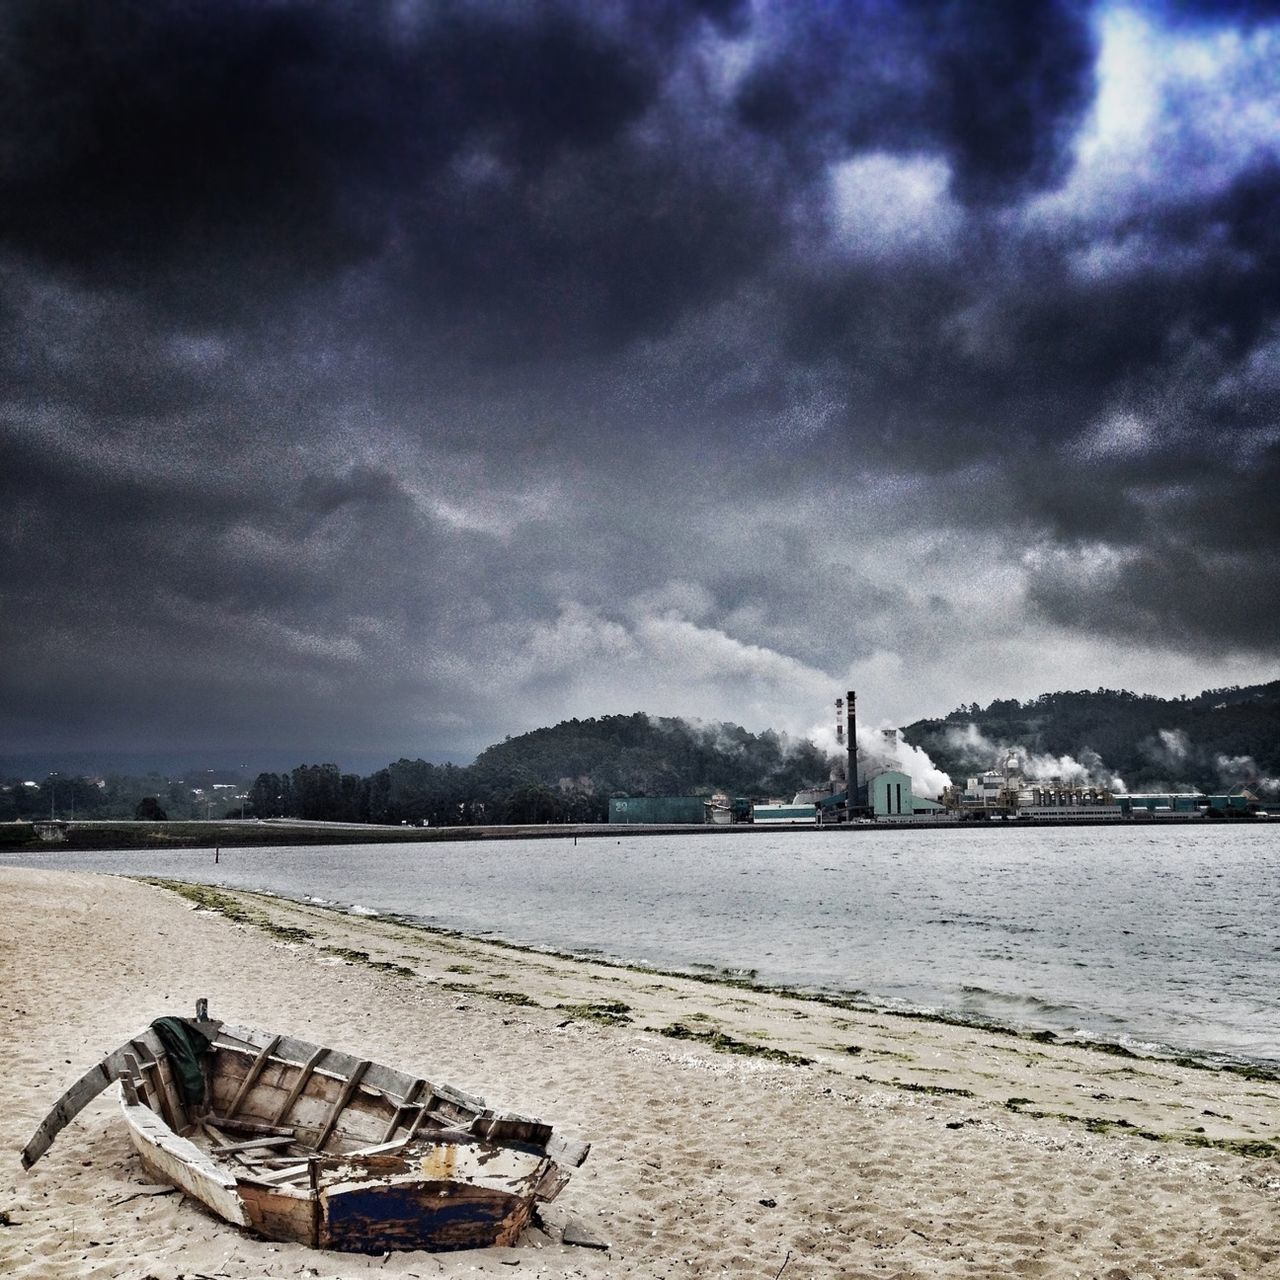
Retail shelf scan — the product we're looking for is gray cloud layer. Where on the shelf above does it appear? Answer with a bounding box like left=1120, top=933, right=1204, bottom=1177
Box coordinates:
left=1, top=0, right=1277, bottom=762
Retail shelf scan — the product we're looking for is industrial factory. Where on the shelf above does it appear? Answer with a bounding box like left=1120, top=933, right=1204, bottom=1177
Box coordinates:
left=607, top=691, right=1265, bottom=828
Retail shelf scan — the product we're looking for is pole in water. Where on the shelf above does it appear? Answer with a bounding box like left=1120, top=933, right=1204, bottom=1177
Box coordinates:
left=215, top=846, right=220, bottom=863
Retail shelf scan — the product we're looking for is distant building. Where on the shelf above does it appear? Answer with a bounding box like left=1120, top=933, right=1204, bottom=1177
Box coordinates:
left=608, top=796, right=708, bottom=825
left=862, top=770, right=946, bottom=820
left=752, top=802, right=819, bottom=826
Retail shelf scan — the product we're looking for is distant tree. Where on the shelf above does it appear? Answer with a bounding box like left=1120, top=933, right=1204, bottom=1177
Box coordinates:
left=135, top=796, right=167, bottom=821
left=500, top=784, right=564, bottom=824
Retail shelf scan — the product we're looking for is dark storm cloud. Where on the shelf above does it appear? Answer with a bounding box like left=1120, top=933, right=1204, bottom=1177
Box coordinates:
left=0, top=0, right=769, bottom=344
left=735, top=0, right=1096, bottom=205
left=2, top=0, right=1278, bottom=761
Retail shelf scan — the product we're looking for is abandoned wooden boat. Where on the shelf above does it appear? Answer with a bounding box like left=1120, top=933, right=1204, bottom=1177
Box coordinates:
left=21, top=1001, right=589, bottom=1253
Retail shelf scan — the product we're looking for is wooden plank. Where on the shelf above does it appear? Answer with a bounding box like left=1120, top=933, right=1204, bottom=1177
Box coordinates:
left=247, top=1162, right=312, bottom=1185
left=474, top=1113, right=552, bottom=1146
left=315, top=1060, right=370, bottom=1151
left=155, top=1054, right=191, bottom=1135
left=533, top=1161, right=571, bottom=1203
left=121, top=1102, right=250, bottom=1229
left=130, top=1041, right=178, bottom=1134
left=217, top=1025, right=428, bottom=1105
left=271, top=1046, right=327, bottom=1126
left=380, top=1078, right=426, bottom=1142
left=207, top=1116, right=297, bottom=1138
left=547, top=1134, right=592, bottom=1168
left=237, top=1178, right=317, bottom=1248
left=21, top=1022, right=205, bottom=1169
left=122, top=1054, right=152, bottom=1112
left=341, top=1136, right=417, bottom=1160
left=211, top=1135, right=296, bottom=1156
left=224, top=1035, right=282, bottom=1118
left=118, top=1070, right=140, bottom=1107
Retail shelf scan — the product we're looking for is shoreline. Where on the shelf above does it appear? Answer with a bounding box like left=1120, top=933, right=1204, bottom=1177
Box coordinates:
left=1, top=810, right=1223, bottom=853
left=142, top=876, right=1280, bottom=1084
left=4, top=866, right=1280, bottom=1278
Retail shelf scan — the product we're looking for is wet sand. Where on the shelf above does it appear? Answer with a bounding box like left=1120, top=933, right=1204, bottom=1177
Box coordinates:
left=2, top=867, right=1278, bottom=1278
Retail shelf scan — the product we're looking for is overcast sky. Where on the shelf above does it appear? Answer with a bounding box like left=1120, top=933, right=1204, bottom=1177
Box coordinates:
left=2, top=0, right=1278, bottom=767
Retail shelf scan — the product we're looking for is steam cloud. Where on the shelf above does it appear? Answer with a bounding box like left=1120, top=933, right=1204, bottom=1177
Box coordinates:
left=1139, top=730, right=1277, bottom=794
left=943, top=723, right=1127, bottom=793
left=807, top=721, right=953, bottom=799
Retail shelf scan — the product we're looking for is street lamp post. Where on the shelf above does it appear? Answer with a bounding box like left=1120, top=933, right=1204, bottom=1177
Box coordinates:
left=49, top=772, right=58, bottom=822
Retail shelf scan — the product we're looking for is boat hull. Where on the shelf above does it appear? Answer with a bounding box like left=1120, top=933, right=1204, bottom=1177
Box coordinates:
left=26, top=1007, right=589, bottom=1254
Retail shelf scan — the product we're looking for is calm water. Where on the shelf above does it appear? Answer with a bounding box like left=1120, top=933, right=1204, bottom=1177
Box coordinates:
left=5, top=825, right=1278, bottom=1067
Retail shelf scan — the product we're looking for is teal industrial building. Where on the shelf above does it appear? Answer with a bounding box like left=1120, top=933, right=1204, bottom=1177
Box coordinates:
left=607, top=796, right=708, bottom=824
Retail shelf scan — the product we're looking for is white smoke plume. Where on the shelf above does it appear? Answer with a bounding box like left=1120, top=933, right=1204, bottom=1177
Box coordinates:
left=1215, top=752, right=1280, bottom=793
left=942, top=723, right=1127, bottom=792
left=807, top=720, right=952, bottom=799
left=1154, top=728, right=1191, bottom=766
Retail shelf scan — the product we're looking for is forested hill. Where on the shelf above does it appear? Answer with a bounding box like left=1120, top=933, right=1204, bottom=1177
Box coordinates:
left=245, top=713, right=834, bottom=825
left=8, top=682, right=1278, bottom=827
left=902, top=681, right=1280, bottom=794
left=472, top=713, right=831, bottom=800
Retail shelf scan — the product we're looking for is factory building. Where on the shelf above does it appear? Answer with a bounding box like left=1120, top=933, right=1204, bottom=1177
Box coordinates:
left=1117, top=790, right=1256, bottom=816
left=945, top=758, right=1123, bottom=819
left=608, top=796, right=708, bottom=824
left=863, top=770, right=946, bottom=820
left=752, top=802, right=820, bottom=826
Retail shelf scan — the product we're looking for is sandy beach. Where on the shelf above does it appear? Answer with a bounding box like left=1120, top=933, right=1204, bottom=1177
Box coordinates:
left=2, top=867, right=1278, bottom=1279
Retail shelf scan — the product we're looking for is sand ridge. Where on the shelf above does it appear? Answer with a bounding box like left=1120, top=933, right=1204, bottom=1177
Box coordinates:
left=2, top=867, right=1278, bottom=1278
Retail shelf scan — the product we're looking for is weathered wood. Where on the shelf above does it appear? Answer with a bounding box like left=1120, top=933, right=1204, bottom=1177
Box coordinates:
left=237, top=1178, right=317, bottom=1247
left=122, top=1053, right=152, bottom=1112
left=122, top=1102, right=250, bottom=1228
left=474, top=1113, right=552, bottom=1146
left=24, top=1015, right=586, bottom=1255
left=201, top=1121, right=267, bottom=1171
left=218, top=1024, right=440, bottom=1109
left=211, top=1135, right=296, bottom=1156
left=19, top=1020, right=201, bottom=1168
left=271, top=1046, right=327, bottom=1126
left=380, top=1078, right=427, bottom=1142
left=547, top=1135, right=592, bottom=1168
left=130, top=1041, right=179, bottom=1134
left=316, top=1061, right=370, bottom=1151
left=154, top=1053, right=190, bottom=1135
left=207, top=1116, right=297, bottom=1138
left=118, top=1070, right=140, bottom=1108
left=249, top=1163, right=313, bottom=1184
left=342, top=1136, right=416, bottom=1160
left=320, top=1177, right=533, bottom=1253
left=224, top=1034, right=282, bottom=1118
left=533, top=1162, right=571, bottom=1203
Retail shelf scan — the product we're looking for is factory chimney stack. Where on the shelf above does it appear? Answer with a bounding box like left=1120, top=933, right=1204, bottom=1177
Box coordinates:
left=846, top=689, right=858, bottom=807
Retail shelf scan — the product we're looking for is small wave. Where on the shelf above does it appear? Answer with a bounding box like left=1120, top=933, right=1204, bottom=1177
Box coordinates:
left=349, top=904, right=379, bottom=917
left=958, top=985, right=1075, bottom=1015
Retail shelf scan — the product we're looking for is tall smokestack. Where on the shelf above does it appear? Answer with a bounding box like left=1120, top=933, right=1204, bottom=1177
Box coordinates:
left=846, top=689, right=858, bottom=805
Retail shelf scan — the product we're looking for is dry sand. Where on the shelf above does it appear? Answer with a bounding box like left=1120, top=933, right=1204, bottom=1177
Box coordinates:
left=2, top=866, right=1278, bottom=1279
